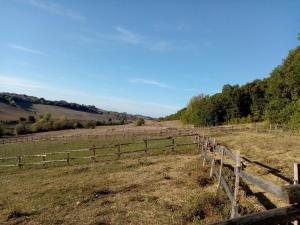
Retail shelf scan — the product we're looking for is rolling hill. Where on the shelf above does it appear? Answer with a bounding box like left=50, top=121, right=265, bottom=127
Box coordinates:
left=0, top=92, right=148, bottom=122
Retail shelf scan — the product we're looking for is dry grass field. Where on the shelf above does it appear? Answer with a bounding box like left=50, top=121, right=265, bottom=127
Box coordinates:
left=214, top=130, right=300, bottom=208
left=1, top=122, right=299, bottom=225
left=0, top=102, right=124, bottom=122
left=0, top=134, right=231, bottom=225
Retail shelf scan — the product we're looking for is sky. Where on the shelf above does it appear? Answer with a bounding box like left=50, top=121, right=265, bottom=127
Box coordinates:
left=0, top=0, right=299, bottom=117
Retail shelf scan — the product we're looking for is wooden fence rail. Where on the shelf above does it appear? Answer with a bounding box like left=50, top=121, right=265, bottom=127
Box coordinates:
left=198, top=134, right=300, bottom=224
left=0, top=128, right=199, bottom=145
left=0, top=133, right=198, bottom=169
left=207, top=204, right=300, bottom=225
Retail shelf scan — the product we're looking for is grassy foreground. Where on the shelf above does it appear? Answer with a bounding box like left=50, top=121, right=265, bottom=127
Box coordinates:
left=0, top=135, right=232, bottom=225
left=2, top=129, right=297, bottom=224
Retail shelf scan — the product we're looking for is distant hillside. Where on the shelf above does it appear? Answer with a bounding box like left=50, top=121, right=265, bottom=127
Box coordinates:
left=0, top=92, right=150, bottom=122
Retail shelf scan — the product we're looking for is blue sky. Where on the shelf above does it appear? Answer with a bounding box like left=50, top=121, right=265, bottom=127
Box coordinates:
left=0, top=0, right=299, bottom=117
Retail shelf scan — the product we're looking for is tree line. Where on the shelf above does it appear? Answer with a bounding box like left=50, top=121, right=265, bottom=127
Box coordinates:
left=164, top=46, right=300, bottom=127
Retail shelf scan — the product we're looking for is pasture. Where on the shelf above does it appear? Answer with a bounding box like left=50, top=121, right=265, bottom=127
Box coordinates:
left=0, top=124, right=299, bottom=225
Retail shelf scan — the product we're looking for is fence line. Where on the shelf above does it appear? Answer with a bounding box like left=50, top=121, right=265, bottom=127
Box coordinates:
left=0, top=125, right=250, bottom=145
left=0, top=133, right=198, bottom=169
left=1, top=128, right=299, bottom=223
left=198, top=134, right=300, bottom=224
left=0, top=128, right=200, bottom=145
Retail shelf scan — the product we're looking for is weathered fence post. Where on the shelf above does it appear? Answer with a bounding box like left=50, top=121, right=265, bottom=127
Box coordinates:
left=210, top=138, right=216, bottom=178
left=117, top=144, right=121, bottom=159
left=231, top=151, right=241, bottom=218
left=144, top=138, right=148, bottom=154
left=203, top=138, right=208, bottom=167
left=216, top=146, right=225, bottom=193
left=17, top=156, right=22, bottom=169
left=197, top=135, right=201, bottom=152
left=171, top=137, right=176, bottom=152
left=91, top=145, right=96, bottom=162
left=42, top=155, right=46, bottom=166
left=294, top=163, right=300, bottom=225
left=66, top=152, right=70, bottom=165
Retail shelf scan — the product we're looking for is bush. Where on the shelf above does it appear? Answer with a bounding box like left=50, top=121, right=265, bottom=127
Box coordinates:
left=53, top=118, right=74, bottom=130
left=15, top=122, right=29, bottom=135
left=84, top=121, right=96, bottom=129
left=31, top=114, right=54, bottom=132
left=135, top=118, right=145, bottom=126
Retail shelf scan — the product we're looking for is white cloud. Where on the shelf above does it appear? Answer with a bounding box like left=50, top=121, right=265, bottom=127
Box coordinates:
left=129, top=78, right=173, bottom=89
left=16, top=0, right=85, bottom=21
left=0, top=75, right=45, bottom=89
left=92, top=26, right=195, bottom=52
left=114, top=26, right=144, bottom=45
left=7, top=44, right=45, bottom=55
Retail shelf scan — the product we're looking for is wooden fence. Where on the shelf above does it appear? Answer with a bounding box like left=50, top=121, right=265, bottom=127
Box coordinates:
left=0, top=126, right=249, bottom=145
left=0, top=128, right=198, bottom=145
left=0, top=133, right=199, bottom=169
left=197, top=135, right=300, bottom=225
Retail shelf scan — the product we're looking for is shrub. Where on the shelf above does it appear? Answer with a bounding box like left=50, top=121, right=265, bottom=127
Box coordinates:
left=135, top=118, right=145, bottom=126
left=15, top=123, right=29, bottom=135
left=53, top=118, right=74, bottom=130
left=31, top=119, right=53, bottom=132
left=85, top=121, right=96, bottom=129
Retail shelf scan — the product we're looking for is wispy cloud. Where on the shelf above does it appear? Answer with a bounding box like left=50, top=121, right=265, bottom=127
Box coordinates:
left=114, top=26, right=144, bottom=45
left=0, top=75, right=45, bottom=89
left=92, top=26, right=195, bottom=52
left=16, top=0, right=85, bottom=21
left=129, top=78, right=174, bottom=89
left=7, top=44, right=45, bottom=55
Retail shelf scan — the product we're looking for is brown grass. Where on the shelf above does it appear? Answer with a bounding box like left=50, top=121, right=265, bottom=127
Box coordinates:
left=213, top=130, right=300, bottom=207
left=1, top=149, right=218, bottom=225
